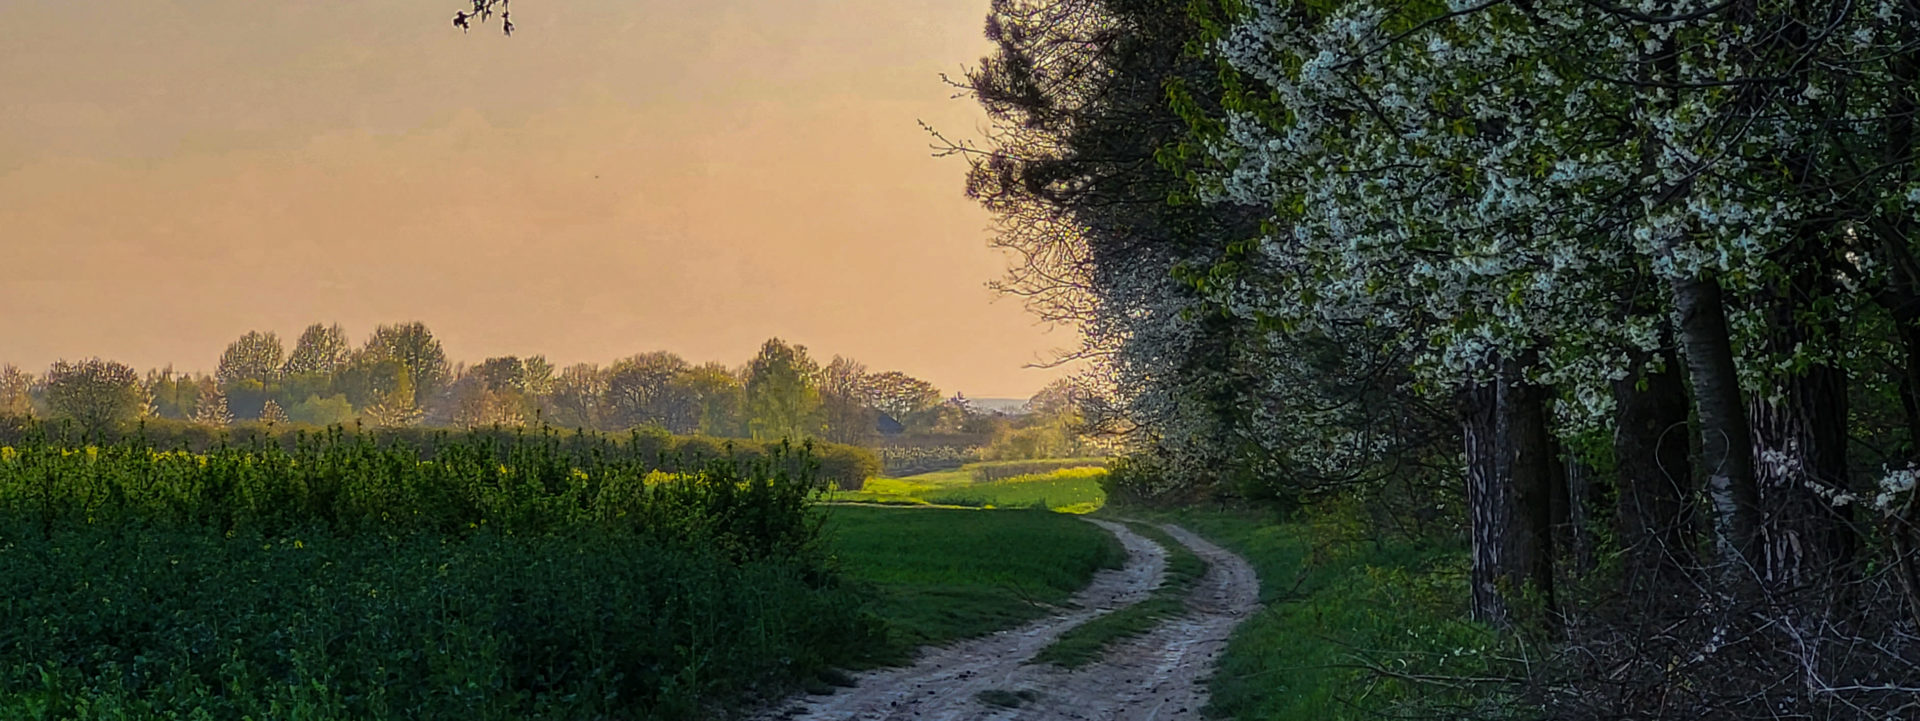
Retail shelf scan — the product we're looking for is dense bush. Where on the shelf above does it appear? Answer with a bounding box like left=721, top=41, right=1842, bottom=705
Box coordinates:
left=0, top=427, right=881, bottom=720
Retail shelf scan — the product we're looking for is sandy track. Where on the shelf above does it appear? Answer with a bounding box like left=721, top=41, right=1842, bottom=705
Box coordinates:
left=760, top=519, right=1260, bottom=721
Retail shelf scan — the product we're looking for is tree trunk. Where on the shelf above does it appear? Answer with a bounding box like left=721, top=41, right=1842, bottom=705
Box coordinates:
left=1668, top=271, right=1761, bottom=581
left=1613, top=350, right=1698, bottom=594
left=1748, top=265, right=1854, bottom=596
left=1461, top=378, right=1510, bottom=625
left=1460, top=361, right=1559, bottom=626
left=1749, top=363, right=1852, bottom=592
left=1499, top=360, right=1558, bottom=617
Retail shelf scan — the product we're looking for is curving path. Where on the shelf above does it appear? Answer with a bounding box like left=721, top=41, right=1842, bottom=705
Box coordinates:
left=761, top=518, right=1260, bottom=721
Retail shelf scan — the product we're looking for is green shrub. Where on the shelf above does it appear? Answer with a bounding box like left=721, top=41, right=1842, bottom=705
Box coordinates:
left=814, top=443, right=881, bottom=491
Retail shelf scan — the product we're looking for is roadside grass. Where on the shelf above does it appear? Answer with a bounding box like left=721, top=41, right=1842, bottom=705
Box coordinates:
left=830, top=464, right=1108, bottom=514
left=1033, top=521, right=1207, bottom=668
left=821, top=506, right=1126, bottom=666
left=1135, top=504, right=1507, bottom=720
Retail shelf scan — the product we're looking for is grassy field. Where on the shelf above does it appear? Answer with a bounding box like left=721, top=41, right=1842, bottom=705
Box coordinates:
left=821, top=505, right=1126, bottom=665
left=830, top=463, right=1108, bottom=513
left=1133, top=505, right=1504, bottom=721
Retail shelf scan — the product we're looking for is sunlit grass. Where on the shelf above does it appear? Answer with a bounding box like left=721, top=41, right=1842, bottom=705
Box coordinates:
left=827, top=463, right=1107, bottom=513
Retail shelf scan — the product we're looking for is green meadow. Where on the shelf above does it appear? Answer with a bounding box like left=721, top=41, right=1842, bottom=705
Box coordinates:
left=823, top=506, right=1126, bottom=663
left=830, top=462, right=1108, bottom=513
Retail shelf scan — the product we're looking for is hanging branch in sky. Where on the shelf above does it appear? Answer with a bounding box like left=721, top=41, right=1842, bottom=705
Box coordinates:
left=452, top=0, right=513, bottom=36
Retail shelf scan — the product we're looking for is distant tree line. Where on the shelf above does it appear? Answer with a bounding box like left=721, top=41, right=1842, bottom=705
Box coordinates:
left=0, top=325, right=1034, bottom=446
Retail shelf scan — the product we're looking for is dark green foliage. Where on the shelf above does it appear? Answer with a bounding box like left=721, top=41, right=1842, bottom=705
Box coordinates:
left=41, top=359, right=144, bottom=435
left=0, top=430, right=882, bottom=719
left=0, top=526, right=876, bottom=721
left=0, top=427, right=817, bottom=547
left=0, top=420, right=880, bottom=492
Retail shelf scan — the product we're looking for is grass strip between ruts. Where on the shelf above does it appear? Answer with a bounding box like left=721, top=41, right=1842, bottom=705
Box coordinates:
left=1031, top=520, right=1208, bottom=668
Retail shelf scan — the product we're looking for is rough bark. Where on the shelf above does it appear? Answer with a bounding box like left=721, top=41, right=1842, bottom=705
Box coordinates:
left=1460, top=362, right=1559, bottom=626
left=1749, top=349, right=1853, bottom=594
left=1612, top=350, right=1698, bottom=593
left=1460, top=378, right=1510, bottom=625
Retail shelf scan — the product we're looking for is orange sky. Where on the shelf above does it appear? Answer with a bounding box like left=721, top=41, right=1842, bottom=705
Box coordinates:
left=0, top=0, right=1075, bottom=398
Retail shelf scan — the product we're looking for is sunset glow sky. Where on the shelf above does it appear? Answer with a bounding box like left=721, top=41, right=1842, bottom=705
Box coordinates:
left=2, top=0, right=1074, bottom=397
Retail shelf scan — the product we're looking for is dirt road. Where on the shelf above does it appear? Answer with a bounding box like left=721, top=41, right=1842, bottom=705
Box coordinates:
left=762, top=518, right=1261, bottom=721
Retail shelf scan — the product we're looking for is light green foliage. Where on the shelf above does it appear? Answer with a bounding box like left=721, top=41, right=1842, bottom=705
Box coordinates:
left=823, top=506, right=1125, bottom=662
left=834, top=464, right=1109, bottom=514
left=745, top=338, right=824, bottom=442
left=969, top=458, right=1110, bottom=482
left=675, top=362, right=747, bottom=437
left=288, top=393, right=355, bottom=426
left=924, top=468, right=1107, bottom=513
left=361, top=362, right=421, bottom=427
